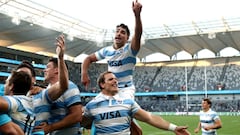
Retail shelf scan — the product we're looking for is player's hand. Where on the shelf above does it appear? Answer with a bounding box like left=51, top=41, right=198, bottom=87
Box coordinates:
left=81, top=73, right=90, bottom=90
left=132, top=0, right=142, bottom=16
left=174, top=126, right=191, bottom=135
left=194, top=128, right=199, bottom=133
left=55, top=34, right=65, bottom=59
left=204, top=126, right=211, bottom=131
left=28, top=86, right=43, bottom=96
left=34, top=122, right=51, bottom=134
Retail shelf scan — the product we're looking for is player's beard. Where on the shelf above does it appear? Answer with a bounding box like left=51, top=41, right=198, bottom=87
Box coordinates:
left=109, top=88, right=118, bottom=96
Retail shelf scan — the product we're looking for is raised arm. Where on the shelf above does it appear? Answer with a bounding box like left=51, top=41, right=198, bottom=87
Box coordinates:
left=131, top=0, right=142, bottom=51
left=48, top=34, right=69, bottom=100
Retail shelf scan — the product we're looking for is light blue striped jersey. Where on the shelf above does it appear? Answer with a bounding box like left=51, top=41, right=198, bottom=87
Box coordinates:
left=33, top=89, right=52, bottom=127
left=95, top=43, right=138, bottom=89
left=48, top=81, right=81, bottom=131
left=199, top=109, right=220, bottom=135
left=3, top=95, right=35, bottom=135
left=0, top=114, right=11, bottom=126
left=84, top=93, right=140, bottom=135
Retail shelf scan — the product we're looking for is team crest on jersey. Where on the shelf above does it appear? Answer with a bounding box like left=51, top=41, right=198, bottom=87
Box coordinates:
left=116, top=99, right=123, bottom=105
left=108, top=60, right=123, bottom=66
left=119, top=48, right=124, bottom=53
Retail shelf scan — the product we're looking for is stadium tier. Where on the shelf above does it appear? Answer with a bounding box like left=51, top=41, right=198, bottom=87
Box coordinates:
left=0, top=51, right=240, bottom=113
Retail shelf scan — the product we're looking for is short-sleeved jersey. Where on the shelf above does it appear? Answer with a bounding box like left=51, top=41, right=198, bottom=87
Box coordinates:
left=0, top=114, right=11, bottom=126
left=48, top=81, right=81, bottom=134
left=199, top=109, right=220, bottom=135
left=95, top=43, right=138, bottom=89
left=84, top=93, right=140, bottom=135
left=33, top=89, right=52, bottom=127
left=0, top=114, right=12, bottom=135
left=3, top=96, right=35, bottom=135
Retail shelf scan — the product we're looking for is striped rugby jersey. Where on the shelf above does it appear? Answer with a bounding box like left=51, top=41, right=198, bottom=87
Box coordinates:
left=48, top=81, right=81, bottom=133
left=3, top=95, right=35, bottom=135
left=199, top=109, right=220, bottom=135
left=33, top=89, right=52, bottom=127
left=84, top=93, right=140, bottom=135
left=95, top=43, right=138, bottom=89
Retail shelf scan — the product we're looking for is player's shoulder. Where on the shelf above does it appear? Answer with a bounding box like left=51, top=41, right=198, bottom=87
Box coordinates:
left=68, top=81, right=77, bottom=86
left=68, top=80, right=77, bottom=86
left=86, top=94, right=105, bottom=106
left=209, top=109, right=218, bottom=114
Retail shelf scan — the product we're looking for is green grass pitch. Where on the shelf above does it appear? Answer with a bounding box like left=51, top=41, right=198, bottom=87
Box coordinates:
left=82, top=115, right=240, bottom=135
left=138, top=115, right=240, bottom=135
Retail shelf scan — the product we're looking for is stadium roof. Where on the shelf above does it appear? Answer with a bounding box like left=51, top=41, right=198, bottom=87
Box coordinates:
left=1, top=0, right=240, bottom=62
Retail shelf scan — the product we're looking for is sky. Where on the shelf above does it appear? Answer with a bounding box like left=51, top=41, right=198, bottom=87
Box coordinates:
left=30, top=0, right=240, bottom=62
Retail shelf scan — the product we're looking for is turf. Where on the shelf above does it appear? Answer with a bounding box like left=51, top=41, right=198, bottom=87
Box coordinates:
left=82, top=115, right=240, bottom=135
left=138, top=115, right=240, bottom=135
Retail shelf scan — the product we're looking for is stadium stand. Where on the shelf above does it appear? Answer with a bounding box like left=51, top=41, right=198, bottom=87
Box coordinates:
left=0, top=48, right=240, bottom=113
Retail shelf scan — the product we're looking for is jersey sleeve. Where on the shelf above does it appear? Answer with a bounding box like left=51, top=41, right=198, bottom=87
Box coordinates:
left=2, top=96, right=20, bottom=113
left=0, top=114, right=11, bottom=126
left=95, top=47, right=107, bottom=60
left=62, top=82, right=81, bottom=107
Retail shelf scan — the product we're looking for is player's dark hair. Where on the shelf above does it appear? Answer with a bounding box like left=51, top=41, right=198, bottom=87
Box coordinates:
left=203, top=98, right=212, bottom=107
left=48, top=57, right=68, bottom=69
left=117, top=23, right=130, bottom=37
left=9, top=71, right=31, bottom=95
left=16, top=60, right=36, bottom=77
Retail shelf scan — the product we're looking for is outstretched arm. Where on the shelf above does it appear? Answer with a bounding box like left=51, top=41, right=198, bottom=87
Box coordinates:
left=47, top=34, right=69, bottom=101
left=131, top=0, right=143, bottom=51
left=134, top=109, right=190, bottom=135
